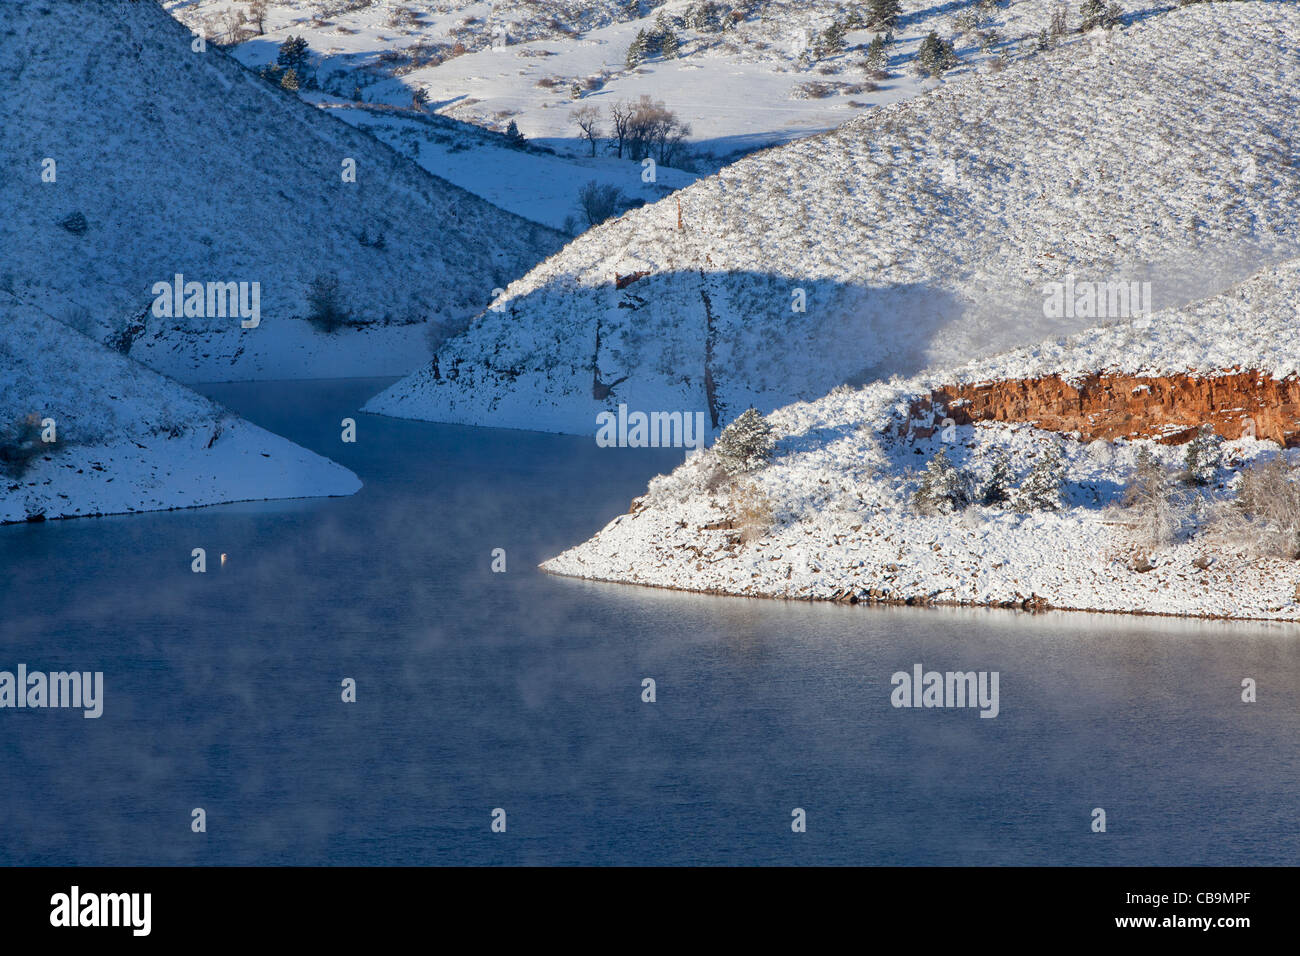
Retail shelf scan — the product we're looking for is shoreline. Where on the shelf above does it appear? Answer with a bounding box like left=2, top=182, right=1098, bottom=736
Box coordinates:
left=538, top=563, right=1300, bottom=624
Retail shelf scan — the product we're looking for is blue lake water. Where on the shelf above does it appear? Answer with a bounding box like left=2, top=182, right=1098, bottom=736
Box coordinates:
left=1, top=378, right=1296, bottom=865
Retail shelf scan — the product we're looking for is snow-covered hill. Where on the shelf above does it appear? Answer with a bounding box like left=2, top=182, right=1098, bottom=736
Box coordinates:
left=0, top=307, right=359, bottom=525
left=166, top=0, right=1129, bottom=163
left=364, top=1, right=1300, bottom=435
left=542, top=257, right=1300, bottom=622
left=0, top=0, right=562, bottom=383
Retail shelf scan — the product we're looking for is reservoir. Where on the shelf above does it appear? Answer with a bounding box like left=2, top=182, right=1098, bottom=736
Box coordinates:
left=1, top=378, right=1295, bottom=865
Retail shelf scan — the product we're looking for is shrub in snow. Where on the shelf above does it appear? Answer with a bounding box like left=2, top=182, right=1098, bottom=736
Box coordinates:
left=504, top=120, right=527, bottom=149
left=913, top=448, right=972, bottom=515
left=1121, top=448, right=1180, bottom=552
left=685, top=3, right=725, bottom=33
left=915, top=32, right=958, bottom=77
left=280, top=68, right=300, bottom=92
left=1217, top=457, right=1300, bottom=559
left=714, top=408, right=775, bottom=477
left=304, top=273, right=353, bottom=334
left=1012, top=445, right=1065, bottom=511
left=59, top=211, right=88, bottom=236
left=1181, top=424, right=1222, bottom=486
left=576, top=181, right=625, bottom=227
left=731, top=480, right=775, bottom=545
left=980, top=450, right=1016, bottom=506
left=0, top=414, right=46, bottom=479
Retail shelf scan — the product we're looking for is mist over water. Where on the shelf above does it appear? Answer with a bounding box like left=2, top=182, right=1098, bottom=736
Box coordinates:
left=1, top=378, right=1295, bottom=865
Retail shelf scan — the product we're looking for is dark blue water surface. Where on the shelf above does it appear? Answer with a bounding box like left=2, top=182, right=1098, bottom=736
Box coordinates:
left=1, top=378, right=1296, bottom=865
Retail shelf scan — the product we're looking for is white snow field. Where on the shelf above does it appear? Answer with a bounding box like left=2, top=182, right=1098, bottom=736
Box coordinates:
left=0, top=309, right=360, bottom=525
left=542, top=258, right=1300, bottom=622
left=0, top=0, right=562, bottom=384
left=363, top=2, right=1300, bottom=437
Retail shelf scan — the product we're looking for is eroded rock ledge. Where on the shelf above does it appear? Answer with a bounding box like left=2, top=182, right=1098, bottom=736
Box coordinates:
left=906, top=371, right=1300, bottom=446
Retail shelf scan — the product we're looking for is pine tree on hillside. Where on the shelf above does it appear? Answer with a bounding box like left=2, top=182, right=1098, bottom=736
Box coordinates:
left=1080, top=0, right=1122, bottom=31
left=662, top=29, right=680, bottom=58
left=626, top=30, right=649, bottom=68
left=714, top=408, right=776, bottom=477
left=504, top=120, right=527, bottom=148
left=916, top=32, right=958, bottom=76
left=1012, top=446, right=1065, bottom=511
left=864, top=34, right=889, bottom=72
left=280, top=68, right=300, bottom=92
left=817, top=22, right=847, bottom=58
left=277, top=35, right=310, bottom=76
left=1182, top=424, right=1222, bottom=486
left=981, top=450, right=1015, bottom=506
left=913, top=448, right=972, bottom=515
left=866, top=0, right=902, bottom=31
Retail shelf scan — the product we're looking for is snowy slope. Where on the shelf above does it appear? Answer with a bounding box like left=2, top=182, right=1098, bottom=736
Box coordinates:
left=542, top=258, right=1300, bottom=622
left=0, top=307, right=359, bottom=525
left=364, top=2, right=1300, bottom=435
left=167, top=0, right=1124, bottom=162
left=319, top=101, right=699, bottom=231
left=0, top=0, right=562, bottom=383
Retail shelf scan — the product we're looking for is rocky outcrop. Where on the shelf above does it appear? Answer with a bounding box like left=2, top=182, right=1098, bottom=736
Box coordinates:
left=907, top=371, right=1300, bottom=446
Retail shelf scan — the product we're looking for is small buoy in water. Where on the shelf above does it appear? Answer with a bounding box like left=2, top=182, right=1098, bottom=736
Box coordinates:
left=220, top=553, right=227, bottom=567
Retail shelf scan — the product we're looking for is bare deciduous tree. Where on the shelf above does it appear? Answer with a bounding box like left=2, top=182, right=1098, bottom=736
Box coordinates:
left=572, top=105, right=601, bottom=157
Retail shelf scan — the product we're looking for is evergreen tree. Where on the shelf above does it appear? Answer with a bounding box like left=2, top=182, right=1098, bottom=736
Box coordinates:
left=662, top=28, right=680, bottom=59
left=277, top=35, right=310, bottom=76
left=1182, top=424, right=1222, bottom=486
left=916, top=32, right=958, bottom=76
left=864, top=34, right=889, bottom=72
left=1013, top=446, right=1065, bottom=511
left=981, top=451, right=1015, bottom=506
left=1080, top=0, right=1122, bottom=31
left=280, top=68, right=300, bottom=92
left=714, top=408, right=776, bottom=477
left=626, top=30, right=648, bottom=68
left=504, top=120, right=527, bottom=148
left=913, top=448, right=972, bottom=515
left=817, top=22, right=847, bottom=58
left=866, top=0, right=902, bottom=30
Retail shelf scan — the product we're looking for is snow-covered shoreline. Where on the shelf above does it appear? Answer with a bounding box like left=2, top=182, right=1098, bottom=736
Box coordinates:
left=0, top=420, right=361, bottom=526
left=1, top=312, right=360, bottom=526
left=541, top=259, right=1300, bottom=624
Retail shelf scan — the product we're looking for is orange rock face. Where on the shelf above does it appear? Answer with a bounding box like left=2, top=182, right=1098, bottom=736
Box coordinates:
left=910, top=371, right=1300, bottom=447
